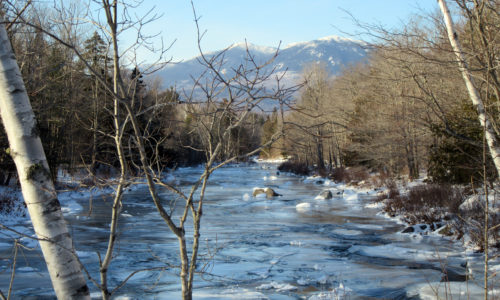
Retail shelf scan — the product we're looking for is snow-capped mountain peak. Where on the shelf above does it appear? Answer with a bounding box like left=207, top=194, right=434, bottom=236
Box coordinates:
left=155, top=35, right=367, bottom=98
left=317, top=35, right=363, bottom=44
left=284, top=35, right=365, bottom=49
left=228, top=41, right=277, bottom=54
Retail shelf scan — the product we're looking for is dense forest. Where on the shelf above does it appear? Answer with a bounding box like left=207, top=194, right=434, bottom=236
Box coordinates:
left=1, top=0, right=500, bottom=299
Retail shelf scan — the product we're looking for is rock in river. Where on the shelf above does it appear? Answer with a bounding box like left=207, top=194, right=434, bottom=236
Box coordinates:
left=253, top=187, right=282, bottom=198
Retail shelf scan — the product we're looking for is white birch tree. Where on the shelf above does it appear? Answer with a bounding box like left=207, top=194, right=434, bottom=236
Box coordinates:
left=0, top=17, right=90, bottom=300
left=438, top=0, right=500, bottom=178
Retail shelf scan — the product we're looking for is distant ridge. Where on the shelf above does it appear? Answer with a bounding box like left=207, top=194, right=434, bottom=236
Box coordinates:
left=155, top=35, right=368, bottom=98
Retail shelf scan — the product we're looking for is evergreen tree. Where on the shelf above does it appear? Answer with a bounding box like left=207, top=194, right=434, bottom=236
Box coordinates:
left=260, top=108, right=279, bottom=158
left=82, top=31, right=112, bottom=175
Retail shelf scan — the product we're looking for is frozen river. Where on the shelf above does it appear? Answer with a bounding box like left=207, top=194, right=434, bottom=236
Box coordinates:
left=0, top=162, right=484, bottom=299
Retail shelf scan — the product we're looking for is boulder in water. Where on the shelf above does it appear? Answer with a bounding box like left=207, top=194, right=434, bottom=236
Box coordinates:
left=401, top=226, right=415, bottom=233
left=253, top=187, right=282, bottom=198
left=315, top=190, right=333, bottom=200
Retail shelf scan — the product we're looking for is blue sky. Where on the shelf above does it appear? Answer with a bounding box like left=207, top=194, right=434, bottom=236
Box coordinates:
left=126, top=0, right=438, bottom=62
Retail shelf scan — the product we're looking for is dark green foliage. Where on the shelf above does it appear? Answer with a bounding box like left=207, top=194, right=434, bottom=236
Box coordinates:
left=260, top=108, right=278, bottom=158
left=83, top=31, right=109, bottom=70
left=0, top=132, right=15, bottom=185
left=428, top=103, right=497, bottom=184
left=278, top=160, right=310, bottom=176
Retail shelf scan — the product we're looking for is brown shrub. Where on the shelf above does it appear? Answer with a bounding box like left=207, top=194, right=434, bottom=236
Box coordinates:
left=330, top=167, right=347, bottom=182
left=383, top=184, right=464, bottom=225
left=456, top=201, right=500, bottom=251
left=374, top=179, right=399, bottom=203
left=330, top=167, right=370, bottom=184
left=407, top=184, right=463, bottom=214
left=369, top=170, right=391, bottom=188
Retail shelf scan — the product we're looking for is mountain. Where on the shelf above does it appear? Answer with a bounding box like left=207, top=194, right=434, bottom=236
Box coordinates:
left=155, top=35, right=368, bottom=98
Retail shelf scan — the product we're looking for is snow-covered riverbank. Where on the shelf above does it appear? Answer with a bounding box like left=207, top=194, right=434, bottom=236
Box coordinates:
left=294, top=171, right=500, bottom=299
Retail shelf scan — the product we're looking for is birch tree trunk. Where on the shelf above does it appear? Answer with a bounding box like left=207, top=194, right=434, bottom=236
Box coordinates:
left=438, top=0, right=500, bottom=178
left=0, top=20, right=90, bottom=299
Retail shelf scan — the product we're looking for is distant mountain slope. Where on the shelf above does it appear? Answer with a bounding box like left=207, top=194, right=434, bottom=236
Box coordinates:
left=275, top=36, right=367, bottom=73
left=156, top=35, right=367, bottom=95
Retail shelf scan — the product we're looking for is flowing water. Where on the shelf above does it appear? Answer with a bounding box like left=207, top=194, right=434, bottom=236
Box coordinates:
left=0, top=162, right=474, bottom=299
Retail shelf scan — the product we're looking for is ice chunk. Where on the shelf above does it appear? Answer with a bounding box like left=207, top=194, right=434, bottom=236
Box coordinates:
left=256, top=281, right=297, bottom=292
left=332, top=228, right=363, bottom=236
left=296, top=202, right=312, bottom=211
left=60, top=199, right=83, bottom=214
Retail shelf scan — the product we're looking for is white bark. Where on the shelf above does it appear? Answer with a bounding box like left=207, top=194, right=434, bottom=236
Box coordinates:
left=0, top=20, right=90, bottom=299
left=438, top=0, right=500, bottom=178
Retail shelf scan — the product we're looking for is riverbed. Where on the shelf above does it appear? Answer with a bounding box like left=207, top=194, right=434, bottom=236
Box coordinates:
left=0, top=162, right=495, bottom=299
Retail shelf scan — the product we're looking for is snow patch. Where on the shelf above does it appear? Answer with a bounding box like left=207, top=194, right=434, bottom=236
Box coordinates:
left=407, top=281, right=499, bottom=299
left=253, top=157, right=288, bottom=163
left=343, top=193, right=358, bottom=202
left=76, top=251, right=93, bottom=258
left=228, top=41, right=277, bottom=54
left=308, top=283, right=352, bottom=300
left=17, top=266, right=37, bottom=272
left=296, top=202, right=312, bottom=211
left=365, top=201, right=384, bottom=209
left=60, top=199, right=83, bottom=214
left=349, top=244, right=455, bottom=262
left=256, top=281, right=297, bottom=292
left=332, top=228, right=363, bottom=236
left=194, top=287, right=268, bottom=299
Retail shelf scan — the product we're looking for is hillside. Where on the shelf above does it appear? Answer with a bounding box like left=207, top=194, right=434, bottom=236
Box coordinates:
left=156, top=35, right=368, bottom=95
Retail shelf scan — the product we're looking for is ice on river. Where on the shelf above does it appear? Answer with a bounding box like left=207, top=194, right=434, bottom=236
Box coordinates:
left=0, top=162, right=487, bottom=299
left=348, top=243, right=457, bottom=262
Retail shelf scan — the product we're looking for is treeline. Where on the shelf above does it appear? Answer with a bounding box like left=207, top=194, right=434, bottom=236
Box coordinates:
left=270, top=3, right=500, bottom=184
left=3, top=1, right=498, bottom=187
left=0, top=3, right=268, bottom=185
